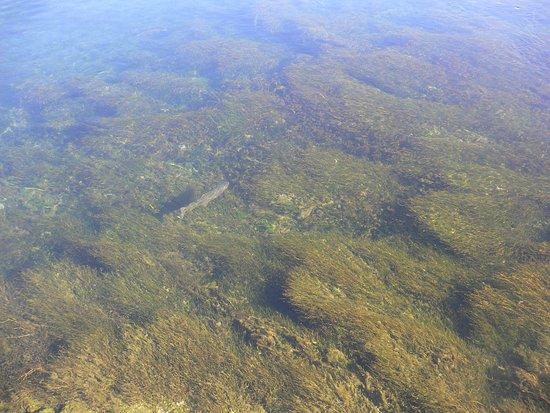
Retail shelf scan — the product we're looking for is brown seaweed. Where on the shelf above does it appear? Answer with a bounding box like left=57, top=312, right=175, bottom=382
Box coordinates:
left=1, top=1, right=549, bottom=411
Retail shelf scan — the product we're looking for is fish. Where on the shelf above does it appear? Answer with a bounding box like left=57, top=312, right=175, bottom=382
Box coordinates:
left=177, top=181, right=229, bottom=218
left=156, top=186, right=197, bottom=218
left=156, top=181, right=228, bottom=219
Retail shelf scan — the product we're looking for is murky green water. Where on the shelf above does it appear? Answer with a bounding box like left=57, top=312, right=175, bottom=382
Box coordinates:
left=0, top=1, right=548, bottom=412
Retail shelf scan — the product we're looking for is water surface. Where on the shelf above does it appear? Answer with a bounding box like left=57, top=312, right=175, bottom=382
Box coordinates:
left=0, top=1, right=548, bottom=412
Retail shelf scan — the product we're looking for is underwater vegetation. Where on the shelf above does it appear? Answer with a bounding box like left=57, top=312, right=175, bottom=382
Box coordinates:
left=0, top=0, right=549, bottom=412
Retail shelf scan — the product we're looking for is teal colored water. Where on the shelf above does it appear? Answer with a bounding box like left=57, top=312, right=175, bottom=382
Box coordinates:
left=0, top=1, right=548, bottom=412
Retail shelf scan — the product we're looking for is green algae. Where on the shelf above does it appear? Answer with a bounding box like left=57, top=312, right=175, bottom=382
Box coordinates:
left=121, top=71, right=213, bottom=109
left=411, top=192, right=547, bottom=267
left=241, top=144, right=404, bottom=234
left=0, top=1, right=548, bottom=412
left=466, top=264, right=550, bottom=409
left=275, top=235, right=491, bottom=411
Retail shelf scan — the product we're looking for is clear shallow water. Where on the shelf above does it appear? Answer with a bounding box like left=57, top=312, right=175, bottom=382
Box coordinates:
left=0, top=1, right=548, bottom=412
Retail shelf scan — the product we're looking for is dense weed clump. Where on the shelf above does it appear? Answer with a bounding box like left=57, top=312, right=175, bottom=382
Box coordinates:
left=276, top=235, right=491, bottom=411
